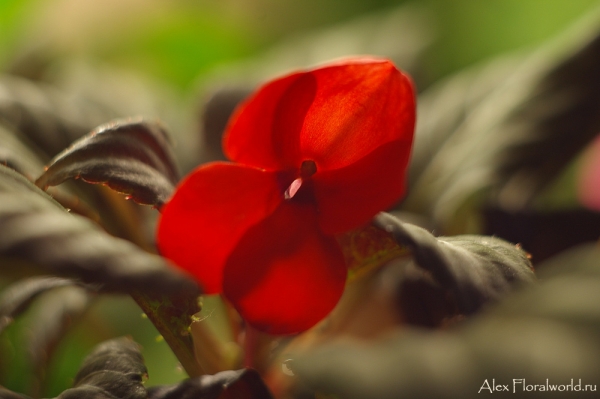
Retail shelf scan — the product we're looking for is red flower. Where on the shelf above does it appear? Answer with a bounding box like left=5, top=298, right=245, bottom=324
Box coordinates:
left=157, top=58, right=415, bottom=335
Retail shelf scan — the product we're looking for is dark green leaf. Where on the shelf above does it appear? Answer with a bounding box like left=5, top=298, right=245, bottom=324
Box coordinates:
left=374, top=212, right=535, bottom=315
left=0, top=164, right=200, bottom=379
left=35, top=119, right=180, bottom=208
left=147, top=369, right=274, bottom=399
left=293, top=244, right=600, bottom=399
left=0, top=103, right=147, bottom=244
left=56, top=337, right=147, bottom=399
left=0, top=164, right=197, bottom=296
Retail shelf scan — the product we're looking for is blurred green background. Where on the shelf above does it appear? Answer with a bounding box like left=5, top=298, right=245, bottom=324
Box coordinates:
left=2, top=0, right=599, bottom=91
left=1, top=0, right=599, bottom=396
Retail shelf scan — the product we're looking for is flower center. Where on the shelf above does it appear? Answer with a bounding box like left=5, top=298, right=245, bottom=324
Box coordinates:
left=284, top=160, right=317, bottom=200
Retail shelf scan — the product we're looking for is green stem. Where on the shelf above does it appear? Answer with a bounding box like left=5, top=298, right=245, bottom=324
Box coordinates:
left=131, top=289, right=204, bottom=377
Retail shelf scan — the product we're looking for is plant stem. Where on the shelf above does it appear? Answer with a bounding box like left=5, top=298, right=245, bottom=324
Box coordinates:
left=131, top=289, right=204, bottom=377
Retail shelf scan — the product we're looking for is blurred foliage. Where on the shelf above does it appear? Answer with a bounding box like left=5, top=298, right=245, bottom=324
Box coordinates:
left=1, top=0, right=599, bottom=90
left=0, top=294, right=186, bottom=395
left=422, top=0, right=600, bottom=81
left=1, top=0, right=600, bottom=397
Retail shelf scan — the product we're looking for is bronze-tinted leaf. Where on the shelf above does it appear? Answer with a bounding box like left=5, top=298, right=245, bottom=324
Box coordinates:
left=293, top=245, right=600, bottom=399
left=0, top=277, right=94, bottom=397
left=35, top=119, right=180, bottom=208
left=403, top=8, right=600, bottom=229
left=0, top=164, right=197, bottom=296
left=56, top=337, right=147, bottom=399
left=0, top=387, right=32, bottom=399
left=200, top=88, right=251, bottom=162
left=374, top=212, right=535, bottom=315
left=27, top=284, right=94, bottom=396
left=0, top=277, right=81, bottom=335
left=1, top=165, right=200, bottom=380
left=0, top=106, right=146, bottom=246
left=0, top=74, right=111, bottom=159
left=147, top=369, right=274, bottom=399
left=496, top=18, right=600, bottom=209
left=484, top=208, right=600, bottom=263
left=0, top=123, right=47, bottom=180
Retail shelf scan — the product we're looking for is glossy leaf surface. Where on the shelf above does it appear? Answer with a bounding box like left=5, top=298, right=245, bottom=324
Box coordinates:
left=374, top=212, right=536, bottom=314
left=0, top=164, right=196, bottom=295
left=36, top=119, right=180, bottom=208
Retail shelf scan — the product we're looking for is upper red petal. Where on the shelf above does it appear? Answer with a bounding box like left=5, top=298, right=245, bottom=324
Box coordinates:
left=224, top=58, right=415, bottom=172
left=223, top=73, right=311, bottom=170
left=222, top=202, right=347, bottom=335
left=156, top=162, right=282, bottom=294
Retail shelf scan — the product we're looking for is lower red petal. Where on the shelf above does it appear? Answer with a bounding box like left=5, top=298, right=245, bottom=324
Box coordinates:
left=156, top=162, right=282, bottom=293
left=313, top=140, right=412, bottom=235
left=223, top=202, right=347, bottom=335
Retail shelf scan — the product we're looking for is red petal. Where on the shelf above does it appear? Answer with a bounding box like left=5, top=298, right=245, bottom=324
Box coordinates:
left=224, top=58, right=415, bottom=172
left=313, top=140, right=412, bottom=234
left=156, top=162, right=282, bottom=294
left=223, top=73, right=312, bottom=170
left=222, top=202, right=347, bottom=335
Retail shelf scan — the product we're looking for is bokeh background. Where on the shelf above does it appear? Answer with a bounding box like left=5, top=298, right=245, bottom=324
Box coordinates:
left=1, top=0, right=600, bottom=396
left=2, top=0, right=599, bottom=91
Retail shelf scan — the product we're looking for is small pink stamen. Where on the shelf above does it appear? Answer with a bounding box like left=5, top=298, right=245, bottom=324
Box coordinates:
left=284, top=178, right=303, bottom=200
left=284, top=160, right=317, bottom=200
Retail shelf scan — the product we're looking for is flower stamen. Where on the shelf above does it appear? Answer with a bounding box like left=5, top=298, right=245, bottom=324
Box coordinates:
left=285, top=160, right=317, bottom=200
left=284, top=178, right=303, bottom=199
